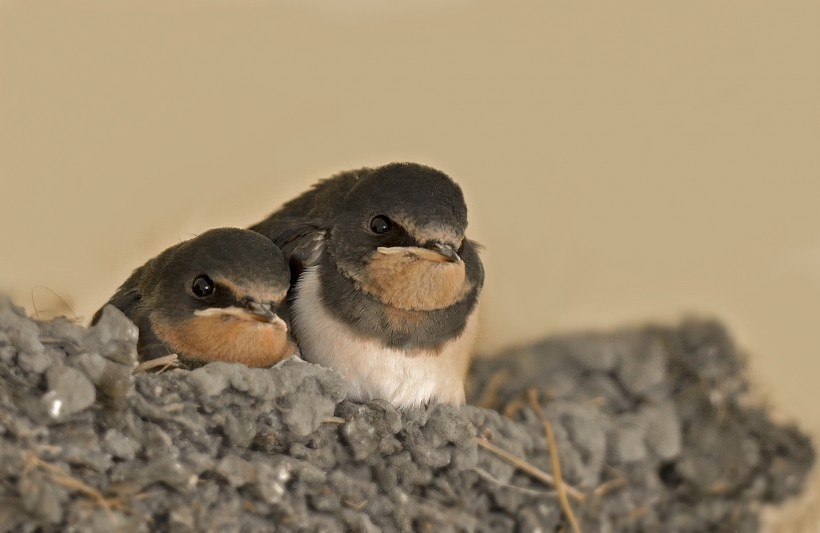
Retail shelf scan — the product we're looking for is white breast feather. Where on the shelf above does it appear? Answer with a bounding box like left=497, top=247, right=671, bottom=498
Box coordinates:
left=292, top=267, right=478, bottom=408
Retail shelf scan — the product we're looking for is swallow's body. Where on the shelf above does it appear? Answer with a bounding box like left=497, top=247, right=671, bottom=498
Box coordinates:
left=251, top=163, right=484, bottom=407
left=293, top=265, right=478, bottom=405
left=93, top=228, right=296, bottom=367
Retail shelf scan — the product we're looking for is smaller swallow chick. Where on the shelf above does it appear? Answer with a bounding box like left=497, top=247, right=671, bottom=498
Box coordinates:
left=92, top=228, right=295, bottom=367
left=251, top=162, right=484, bottom=408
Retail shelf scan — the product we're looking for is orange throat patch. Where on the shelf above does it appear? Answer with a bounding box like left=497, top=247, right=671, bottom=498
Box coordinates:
left=360, top=249, right=472, bottom=311
left=151, top=313, right=294, bottom=367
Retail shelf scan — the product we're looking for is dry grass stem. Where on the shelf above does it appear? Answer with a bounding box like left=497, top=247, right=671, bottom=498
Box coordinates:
left=583, top=396, right=607, bottom=408
left=593, top=476, right=628, bottom=499
left=472, top=467, right=552, bottom=497
left=23, top=453, right=123, bottom=517
left=344, top=498, right=368, bottom=510
left=502, top=398, right=527, bottom=419
left=475, top=437, right=585, bottom=503
left=528, top=388, right=583, bottom=533
left=30, top=285, right=80, bottom=322
left=475, top=368, right=512, bottom=409
left=625, top=505, right=650, bottom=522
left=133, top=354, right=180, bottom=374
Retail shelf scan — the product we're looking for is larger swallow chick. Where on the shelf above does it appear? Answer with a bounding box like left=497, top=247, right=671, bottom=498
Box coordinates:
left=93, top=228, right=296, bottom=367
left=251, top=162, right=484, bottom=407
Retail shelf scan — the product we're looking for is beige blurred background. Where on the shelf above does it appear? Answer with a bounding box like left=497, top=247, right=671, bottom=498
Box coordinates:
left=1, top=1, right=819, bottom=529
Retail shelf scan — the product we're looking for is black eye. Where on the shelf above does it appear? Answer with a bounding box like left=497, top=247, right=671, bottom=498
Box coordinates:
left=191, top=275, right=215, bottom=298
left=369, top=215, right=392, bottom=234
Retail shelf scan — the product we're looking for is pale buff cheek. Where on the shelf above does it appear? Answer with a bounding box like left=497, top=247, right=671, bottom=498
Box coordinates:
left=361, top=253, right=472, bottom=311
left=151, top=315, right=294, bottom=367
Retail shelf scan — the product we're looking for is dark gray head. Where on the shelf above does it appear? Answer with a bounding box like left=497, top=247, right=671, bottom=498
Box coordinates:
left=329, top=163, right=469, bottom=275
left=144, top=228, right=291, bottom=326
left=324, top=163, right=480, bottom=312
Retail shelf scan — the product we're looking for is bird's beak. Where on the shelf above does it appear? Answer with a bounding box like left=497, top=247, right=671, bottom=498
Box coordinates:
left=243, top=300, right=277, bottom=322
left=429, top=242, right=461, bottom=263
left=376, top=242, right=461, bottom=263
left=194, top=300, right=287, bottom=329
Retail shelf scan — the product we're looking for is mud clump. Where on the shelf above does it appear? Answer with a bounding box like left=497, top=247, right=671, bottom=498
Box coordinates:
left=0, top=296, right=814, bottom=532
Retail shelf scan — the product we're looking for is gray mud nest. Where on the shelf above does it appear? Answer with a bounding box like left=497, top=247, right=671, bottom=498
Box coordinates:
left=0, top=296, right=814, bottom=532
